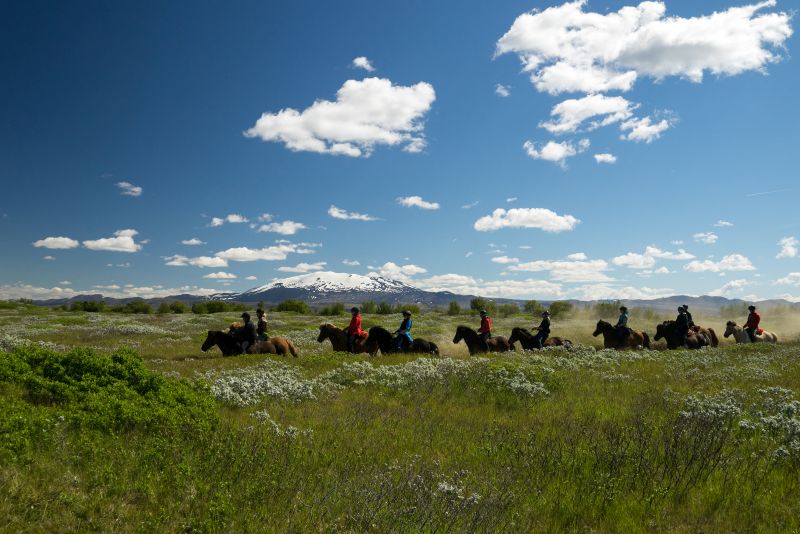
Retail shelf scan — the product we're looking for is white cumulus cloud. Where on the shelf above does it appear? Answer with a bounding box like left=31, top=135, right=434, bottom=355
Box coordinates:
left=83, top=229, right=143, bottom=253
left=594, top=153, right=617, bottom=164
left=684, top=254, right=755, bottom=273
left=33, top=236, right=80, bottom=249
left=495, top=83, right=511, bottom=97
left=715, top=220, right=734, bottom=228
left=694, top=232, right=719, bottom=244
left=342, top=259, right=361, bottom=266
left=181, top=238, right=205, bottom=246
left=328, top=205, right=378, bottom=221
left=412, top=273, right=563, bottom=299
left=368, top=261, right=427, bottom=282
left=777, top=236, right=798, bottom=259
left=116, top=181, right=142, bottom=197
left=491, top=256, right=519, bottom=264
left=540, top=94, right=634, bottom=134
left=257, top=220, right=307, bottom=235
left=620, top=116, right=672, bottom=143
left=474, top=207, right=580, bottom=233
left=244, top=77, right=436, bottom=157
left=204, top=272, right=237, bottom=279
left=523, top=138, right=589, bottom=166
left=397, top=196, right=440, bottom=210
left=509, top=258, right=612, bottom=282
left=709, top=279, right=750, bottom=296
left=352, top=56, right=375, bottom=72
left=277, top=262, right=328, bottom=273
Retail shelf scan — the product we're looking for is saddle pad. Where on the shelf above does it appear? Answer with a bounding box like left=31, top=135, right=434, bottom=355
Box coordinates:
left=757, top=328, right=764, bottom=335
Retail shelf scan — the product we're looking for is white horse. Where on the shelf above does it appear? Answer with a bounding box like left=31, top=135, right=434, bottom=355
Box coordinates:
left=723, top=321, right=778, bottom=344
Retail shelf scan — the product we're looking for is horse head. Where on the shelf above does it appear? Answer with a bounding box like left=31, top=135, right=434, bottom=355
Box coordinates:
left=317, top=323, right=334, bottom=342
left=592, top=320, right=608, bottom=337
left=201, top=330, right=217, bottom=352
left=723, top=321, right=737, bottom=338
left=508, top=327, right=522, bottom=346
left=453, top=326, right=470, bottom=344
left=654, top=322, right=668, bottom=341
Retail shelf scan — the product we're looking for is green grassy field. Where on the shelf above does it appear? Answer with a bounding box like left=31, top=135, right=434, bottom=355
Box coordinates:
left=3, top=303, right=800, bottom=531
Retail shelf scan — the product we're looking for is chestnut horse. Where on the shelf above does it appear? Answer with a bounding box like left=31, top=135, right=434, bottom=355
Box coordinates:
left=201, top=330, right=299, bottom=357
left=507, top=327, right=572, bottom=350
left=654, top=321, right=717, bottom=349
left=248, top=336, right=299, bottom=357
left=592, top=320, right=650, bottom=350
left=367, top=326, right=439, bottom=355
left=453, top=326, right=513, bottom=355
left=317, top=323, right=372, bottom=354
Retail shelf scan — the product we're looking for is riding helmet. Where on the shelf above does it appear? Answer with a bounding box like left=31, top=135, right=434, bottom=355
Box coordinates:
left=479, top=309, right=487, bottom=316
left=619, top=306, right=627, bottom=312
left=748, top=305, right=756, bottom=311
left=402, top=310, right=411, bottom=316
left=241, top=312, right=250, bottom=320
left=351, top=307, right=359, bottom=314
left=542, top=311, right=550, bottom=316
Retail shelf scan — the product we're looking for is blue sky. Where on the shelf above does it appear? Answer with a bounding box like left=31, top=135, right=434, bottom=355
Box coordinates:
left=1, top=0, right=798, bottom=302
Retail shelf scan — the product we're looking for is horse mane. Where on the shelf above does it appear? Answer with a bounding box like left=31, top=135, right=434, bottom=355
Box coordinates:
left=513, top=327, right=532, bottom=336
left=320, top=322, right=340, bottom=331
left=456, top=325, right=477, bottom=334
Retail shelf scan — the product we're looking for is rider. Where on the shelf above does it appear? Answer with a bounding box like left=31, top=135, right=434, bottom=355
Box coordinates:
left=675, top=306, right=690, bottom=348
left=394, top=310, right=413, bottom=351
left=255, top=308, right=268, bottom=341
left=347, top=307, right=363, bottom=352
left=743, top=305, right=760, bottom=343
left=478, top=309, right=492, bottom=351
left=682, top=304, right=695, bottom=330
left=232, top=312, right=257, bottom=353
left=531, top=310, right=551, bottom=349
left=614, top=306, right=630, bottom=348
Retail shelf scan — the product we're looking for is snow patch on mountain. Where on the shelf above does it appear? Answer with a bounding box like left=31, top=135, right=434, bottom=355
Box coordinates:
left=241, top=271, right=411, bottom=296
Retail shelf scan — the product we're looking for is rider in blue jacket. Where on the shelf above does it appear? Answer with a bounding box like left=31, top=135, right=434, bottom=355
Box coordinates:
left=394, top=310, right=413, bottom=351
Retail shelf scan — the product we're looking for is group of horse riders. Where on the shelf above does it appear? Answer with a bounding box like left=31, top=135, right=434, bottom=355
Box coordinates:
left=229, top=308, right=269, bottom=353
left=345, top=306, right=413, bottom=352
left=230, top=302, right=766, bottom=354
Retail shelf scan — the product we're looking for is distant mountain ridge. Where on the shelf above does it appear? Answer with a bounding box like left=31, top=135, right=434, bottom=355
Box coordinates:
left=28, top=271, right=800, bottom=312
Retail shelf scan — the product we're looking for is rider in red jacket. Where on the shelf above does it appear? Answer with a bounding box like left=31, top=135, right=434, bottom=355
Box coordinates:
left=478, top=309, right=492, bottom=351
left=743, top=305, right=760, bottom=342
left=347, top=307, right=362, bottom=351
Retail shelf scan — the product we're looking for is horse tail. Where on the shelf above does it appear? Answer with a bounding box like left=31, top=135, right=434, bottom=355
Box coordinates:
left=287, top=339, right=299, bottom=358
left=564, top=339, right=573, bottom=348
left=642, top=332, right=651, bottom=349
left=707, top=328, right=719, bottom=347
left=430, top=342, right=439, bottom=355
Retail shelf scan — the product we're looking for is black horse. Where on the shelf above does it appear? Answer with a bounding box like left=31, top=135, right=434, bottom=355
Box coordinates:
left=453, top=326, right=514, bottom=355
left=507, top=327, right=572, bottom=350
left=367, top=326, right=439, bottom=355
left=654, top=321, right=714, bottom=350
left=201, top=330, right=244, bottom=356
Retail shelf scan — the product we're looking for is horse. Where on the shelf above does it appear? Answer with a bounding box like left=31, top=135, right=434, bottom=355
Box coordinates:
left=653, top=321, right=717, bottom=349
left=723, top=321, right=778, bottom=344
left=592, top=320, right=650, bottom=350
left=248, top=336, right=299, bottom=357
left=452, top=325, right=514, bottom=355
left=317, top=323, right=372, bottom=354
left=201, top=330, right=245, bottom=356
left=367, top=326, right=440, bottom=355
left=507, top=327, right=572, bottom=350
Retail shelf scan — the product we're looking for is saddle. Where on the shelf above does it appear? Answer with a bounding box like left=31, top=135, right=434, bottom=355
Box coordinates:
left=757, top=328, right=764, bottom=335
left=358, top=331, right=369, bottom=339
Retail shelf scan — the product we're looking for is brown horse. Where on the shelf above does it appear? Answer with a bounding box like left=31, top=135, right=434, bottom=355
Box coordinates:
left=653, top=321, right=716, bottom=349
left=592, top=320, right=650, bottom=350
left=317, top=323, right=372, bottom=354
left=248, top=336, right=299, bottom=357
left=507, top=327, right=572, bottom=350
left=201, top=330, right=244, bottom=356
left=453, top=326, right=514, bottom=355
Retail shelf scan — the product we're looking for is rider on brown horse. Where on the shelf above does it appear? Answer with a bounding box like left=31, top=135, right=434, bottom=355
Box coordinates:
left=231, top=312, right=257, bottom=353
left=744, top=305, right=761, bottom=342
left=675, top=306, right=690, bottom=348
left=478, top=309, right=492, bottom=351
left=614, top=306, right=630, bottom=348
left=682, top=304, right=694, bottom=329
left=531, top=310, right=551, bottom=349
left=256, top=308, right=268, bottom=341
left=347, top=307, right=363, bottom=352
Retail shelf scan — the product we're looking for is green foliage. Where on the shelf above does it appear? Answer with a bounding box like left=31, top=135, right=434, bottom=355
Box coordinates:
left=523, top=300, right=544, bottom=315
left=376, top=302, right=394, bottom=315
left=447, top=301, right=461, bottom=315
left=169, top=301, right=187, bottom=314
left=0, top=346, right=216, bottom=463
left=469, top=297, right=496, bottom=316
left=319, top=302, right=345, bottom=316
left=395, top=304, right=421, bottom=315
left=111, top=301, right=152, bottom=314
left=548, top=300, right=573, bottom=320
left=192, top=301, right=246, bottom=314
left=274, top=299, right=311, bottom=314
left=594, top=300, right=623, bottom=319
left=69, top=300, right=106, bottom=312
left=157, top=302, right=171, bottom=314
left=497, top=303, right=520, bottom=318
left=360, top=301, right=377, bottom=314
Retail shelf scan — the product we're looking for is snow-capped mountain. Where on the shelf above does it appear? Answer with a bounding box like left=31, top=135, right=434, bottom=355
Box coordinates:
left=231, top=271, right=462, bottom=305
